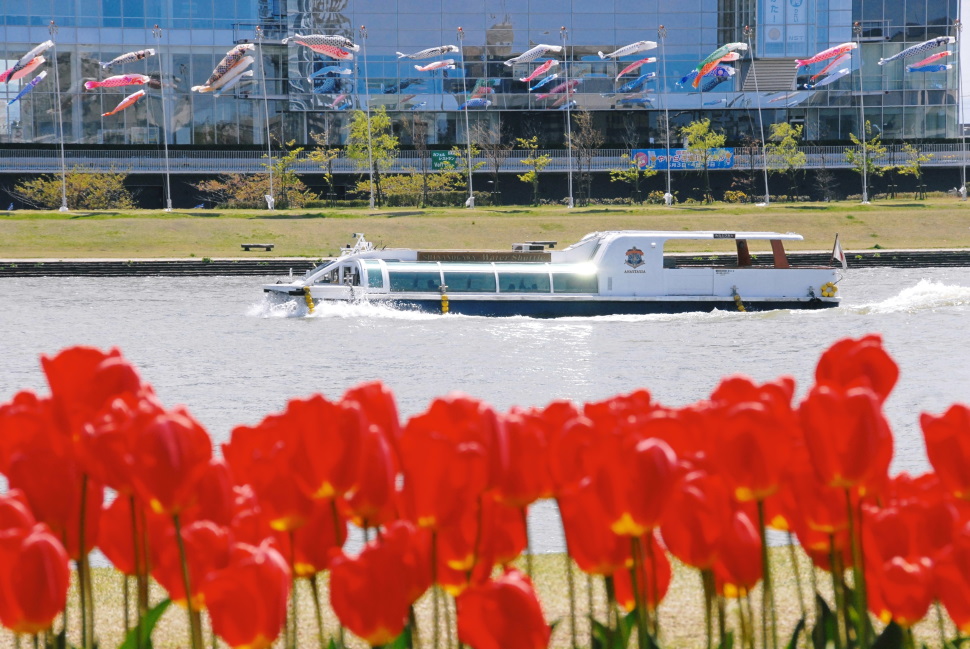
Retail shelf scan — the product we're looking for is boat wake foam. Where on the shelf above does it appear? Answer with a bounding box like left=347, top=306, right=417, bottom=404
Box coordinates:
left=855, top=280, right=970, bottom=314
left=249, top=297, right=443, bottom=320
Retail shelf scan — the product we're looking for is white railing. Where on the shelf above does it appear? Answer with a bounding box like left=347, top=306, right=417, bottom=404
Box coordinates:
left=0, top=145, right=966, bottom=174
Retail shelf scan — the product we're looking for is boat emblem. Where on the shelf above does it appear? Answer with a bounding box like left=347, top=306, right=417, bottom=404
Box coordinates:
left=625, top=246, right=645, bottom=269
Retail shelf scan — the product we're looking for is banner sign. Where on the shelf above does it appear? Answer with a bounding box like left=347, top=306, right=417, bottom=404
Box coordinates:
left=431, top=150, right=459, bottom=170
left=631, top=148, right=735, bottom=170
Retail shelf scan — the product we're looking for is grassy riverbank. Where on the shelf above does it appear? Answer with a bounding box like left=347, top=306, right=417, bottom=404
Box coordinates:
left=74, top=547, right=947, bottom=649
left=1, top=200, right=969, bottom=258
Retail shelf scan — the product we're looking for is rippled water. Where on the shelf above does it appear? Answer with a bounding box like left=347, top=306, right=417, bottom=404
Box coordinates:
left=2, top=267, right=970, bottom=552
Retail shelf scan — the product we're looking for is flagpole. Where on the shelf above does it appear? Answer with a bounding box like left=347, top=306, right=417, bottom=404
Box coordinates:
left=853, top=21, right=869, bottom=204
left=152, top=25, right=173, bottom=211
left=458, top=26, right=474, bottom=208
left=659, top=25, right=673, bottom=205
left=360, top=25, right=375, bottom=210
left=561, top=26, right=574, bottom=208
left=743, top=24, right=770, bottom=206
left=956, top=19, right=967, bottom=199
left=256, top=25, right=275, bottom=210
left=49, top=21, right=68, bottom=212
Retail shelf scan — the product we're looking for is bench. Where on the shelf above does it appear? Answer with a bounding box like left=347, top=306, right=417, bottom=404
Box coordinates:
left=241, top=243, right=275, bottom=252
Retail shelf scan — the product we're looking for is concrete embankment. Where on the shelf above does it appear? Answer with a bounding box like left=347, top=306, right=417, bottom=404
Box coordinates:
left=0, top=249, right=968, bottom=277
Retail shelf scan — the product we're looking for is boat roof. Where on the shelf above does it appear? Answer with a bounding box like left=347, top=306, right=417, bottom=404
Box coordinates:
left=579, top=230, right=804, bottom=241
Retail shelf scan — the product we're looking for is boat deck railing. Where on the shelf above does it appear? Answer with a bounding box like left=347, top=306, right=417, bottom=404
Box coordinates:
left=0, top=144, right=967, bottom=175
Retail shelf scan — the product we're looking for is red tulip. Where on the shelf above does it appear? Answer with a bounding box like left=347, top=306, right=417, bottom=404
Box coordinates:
left=867, top=556, right=933, bottom=628
left=660, top=470, right=733, bottom=570
left=287, top=395, right=364, bottom=500
left=547, top=416, right=600, bottom=496
left=774, top=458, right=848, bottom=537
left=97, top=496, right=168, bottom=576
left=799, top=385, right=892, bottom=492
left=715, top=401, right=794, bottom=503
left=152, top=520, right=232, bottom=610
left=936, top=523, right=970, bottom=633
left=202, top=540, right=290, bottom=649
left=330, top=521, right=431, bottom=646
left=612, top=531, right=671, bottom=612
left=181, top=459, right=236, bottom=527
left=599, top=437, right=679, bottom=536
left=400, top=394, right=506, bottom=530
left=344, top=424, right=399, bottom=529
left=0, top=392, right=55, bottom=475
left=814, top=334, right=898, bottom=404
left=713, top=509, right=762, bottom=597
left=343, top=381, right=402, bottom=457
left=457, top=568, right=550, bottom=649
left=275, top=498, right=348, bottom=577
left=557, top=478, right=629, bottom=576
left=225, top=414, right=312, bottom=532
left=921, top=404, right=970, bottom=499
left=130, top=407, right=212, bottom=516
left=496, top=410, right=552, bottom=508
left=0, top=524, right=71, bottom=634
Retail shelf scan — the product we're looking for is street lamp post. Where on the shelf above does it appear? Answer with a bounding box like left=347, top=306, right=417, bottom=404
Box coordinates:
left=256, top=25, right=275, bottom=209
left=957, top=19, right=967, bottom=199
left=49, top=21, right=68, bottom=212
left=853, top=21, right=869, bottom=204
left=658, top=25, right=673, bottom=205
left=152, top=25, right=173, bottom=211
left=458, top=27, right=474, bottom=208
left=743, top=25, right=771, bottom=206
left=360, top=25, right=375, bottom=209
left=561, top=26, right=574, bottom=208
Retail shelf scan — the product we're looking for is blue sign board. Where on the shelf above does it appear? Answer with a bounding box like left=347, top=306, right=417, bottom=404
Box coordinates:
left=631, top=148, right=735, bottom=170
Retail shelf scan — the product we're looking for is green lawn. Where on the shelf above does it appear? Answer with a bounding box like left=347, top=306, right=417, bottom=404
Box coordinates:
left=1, top=200, right=968, bottom=258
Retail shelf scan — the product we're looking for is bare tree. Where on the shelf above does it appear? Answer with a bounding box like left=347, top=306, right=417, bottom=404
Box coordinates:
left=568, top=110, right=603, bottom=206
left=403, top=114, right=433, bottom=206
left=470, top=119, right=513, bottom=205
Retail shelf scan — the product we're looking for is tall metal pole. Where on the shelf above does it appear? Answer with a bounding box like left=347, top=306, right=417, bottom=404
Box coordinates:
left=49, top=21, right=68, bottom=212
left=458, top=27, right=474, bottom=208
left=957, top=19, right=967, bottom=199
left=257, top=25, right=275, bottom=209
left=360, top=25, right=375, bottom=209
left=561, top=26, right=574, bottom=208
left=743, top=25, right=770, bottom=205
left=152, top=25, right=173, bottom=211
left=659, top=25, right=673, bottom=205
left=853, top=21, right=869, bottom=204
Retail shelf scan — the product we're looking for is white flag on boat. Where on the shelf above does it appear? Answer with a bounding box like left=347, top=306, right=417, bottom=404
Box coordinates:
left=831, top=234, right=847, bottom=269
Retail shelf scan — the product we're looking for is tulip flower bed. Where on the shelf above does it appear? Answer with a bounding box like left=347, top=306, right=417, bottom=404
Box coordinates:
left=1, top=335, right=968, bottom=649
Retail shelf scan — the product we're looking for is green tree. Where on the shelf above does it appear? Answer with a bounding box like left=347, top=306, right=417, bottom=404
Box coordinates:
left=11, top=168, right=137, bottom=210
left=568, top=110, right=603, bottom=206
left=515, top=136, right=552, bottom=206
left=308, top=129, right=340, bottom=206
left=268, top=140, right=312, bottom=210
left=680, top=118, right=726, bottom=204
left=347, top=106, right=399, bottom=207
left=845, top=120, right=887, bottom=200
left=897, top=142, right=933, bottom=200
left=764, top=122, right=806, bottom=201
left=609, top=154, right=657, bottom=204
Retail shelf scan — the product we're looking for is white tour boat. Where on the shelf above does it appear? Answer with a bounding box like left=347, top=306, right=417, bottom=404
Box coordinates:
left=263, top=231, right=842, bottom=317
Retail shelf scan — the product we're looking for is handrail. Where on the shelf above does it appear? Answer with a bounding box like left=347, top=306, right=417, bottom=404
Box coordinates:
left=0, top=144, right=966, bottom=174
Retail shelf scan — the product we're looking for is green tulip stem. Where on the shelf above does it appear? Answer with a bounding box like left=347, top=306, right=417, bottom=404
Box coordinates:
left=829, top=535, right=846, bottom=649
left=786, top=532, right=807, bottom=622
left=431, top=532, right=440, bottom=649
left=756, top=500, right=777, bottom=649
left=521, top=507, right=534, bottom=580
left=172, top=514, right=202, bottom=649
left=288, top=530, right=298, bottom=649
left=565, top=552, right=577, bottom=649
left=309, top=575, right=326, bottom=649
left=587, top=573, right=595, bottom=649
left=701, top=570, right=714, bottom=649
left=844, top=489, right=868, bottom=649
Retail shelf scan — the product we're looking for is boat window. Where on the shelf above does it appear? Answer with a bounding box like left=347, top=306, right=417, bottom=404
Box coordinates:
left=313, top=266, right=340, bottom=284
left=443, top=271, right=497, bottom=293
left=362, top=260, right=384, bottom=288
left=388, top=271, right=442, bottom=292
left=552, top=273, right=598, bottom=293
left=497, top=272, right=551, bottom=293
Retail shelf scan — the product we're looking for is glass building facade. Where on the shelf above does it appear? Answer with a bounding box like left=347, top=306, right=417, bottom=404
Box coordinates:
left=0, top=0, right=961, bottom=149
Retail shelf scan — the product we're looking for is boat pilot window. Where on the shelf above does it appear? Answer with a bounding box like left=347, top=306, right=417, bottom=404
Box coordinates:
left=443, top=271, right=497, bottom=293
left=388, top=271, right=442, bottom=292
left=314, top=267, right=339, bottom=284
left=340, top=265, right=360, bottom=286
left=552, top=273, right=598, bottom=293
left=497, top=272, right=551, bottom=293
left=362, top=261, right=384, bottom=288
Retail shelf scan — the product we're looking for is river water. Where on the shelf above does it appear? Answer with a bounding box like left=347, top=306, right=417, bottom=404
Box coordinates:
left=2, top=267, right=970, bottom=552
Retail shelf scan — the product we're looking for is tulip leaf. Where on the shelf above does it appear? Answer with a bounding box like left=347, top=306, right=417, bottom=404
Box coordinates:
left=590, top=611, right=638, bottom=649
left=785, top=617, right=805, bottom=649
left=117, top=598, right=172, bottom=649
left=716, top=631, right=734, bottom=649
left=871, top=621, right=903, bottom=649
left=811, top=594, right=838, bottom=649
left=384, top=627, right=412, bottom=649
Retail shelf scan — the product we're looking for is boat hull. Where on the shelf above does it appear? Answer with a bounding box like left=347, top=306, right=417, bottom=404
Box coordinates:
left=265, top=290, right=838, bottom=317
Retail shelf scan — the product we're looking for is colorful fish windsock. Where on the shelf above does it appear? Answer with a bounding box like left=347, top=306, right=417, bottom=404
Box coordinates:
left=599, top=41, right=657, bottom=60
left=615, top=56, right=656, bottom=81
left=7, top=71, right=47, bottom=106
left=520, top=59, right=559, bottom=83
left=0, top=56, right=45, bottom=84
left=396, top=45, right=458, bottom=59
left=200, top=44, right=254, bottom=88
left=284, top=33, right=359, bottom=52
left=795, top=42, right=856, bottom=68
left=84, top=74, right=151, bottom=90
left=879, top=36, right=954, bottom=66
left=99, top=48, right=156, bottom=70
left=505, top=44, right=562, bottom=67
left=193, top=56, right=254, bottom=93
left=102, top=89, right=145, bottom=116
left=8, top=41, right=53, bottom=80
left=415, top=59, right=455, bottom=72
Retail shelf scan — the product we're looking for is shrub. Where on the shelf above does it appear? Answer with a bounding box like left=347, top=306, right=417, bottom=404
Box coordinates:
left=722, top=190, right=747, bottom=204
left=193, top=174, right=316, bottom=209
left=11, top=168, right=136, bottom=210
